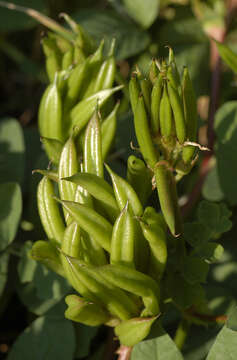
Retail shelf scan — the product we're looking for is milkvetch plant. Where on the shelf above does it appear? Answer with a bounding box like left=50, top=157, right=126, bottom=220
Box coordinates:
left=1, top=2, right=236, bottom=359
left=26, top=12, right=232, bottom=356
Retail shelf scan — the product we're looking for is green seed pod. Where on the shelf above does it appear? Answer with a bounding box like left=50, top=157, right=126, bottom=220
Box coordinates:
left=80, top=230, right=107, bottom=266
left=93, top=40, right=116, bottom=93
left=126, top=155, right=152, bottom=206
left=129, top=75, right=140, bottom=114
left=150, top=73, right=163, bottom=135
left=167, top=81, right=186, bottom=144
left=80, top=40, right=105, bottom=98
left=64, top=165, right=106, bottom=267
left=63, top=220, right=105, bottom=266
left=101, top=102, right=119, bottom=160
left=181, top=67, right=198, bottom=164
left=55, top=198, right=112, bottom=252
left=139, top=78, right=152, bottom=115
left=62, top=47, right=74, bottom=70
left=61, top=254, right=98, bottom=303
left=48, top=31, right=73, bottom=53
left=63, top=257, right=139, bottom=320
left=38, top=78, right=64, bottom=142
left=159, top=83, right=173, bottom=138
left=65, top=294, right=111, bottom=326
left=105, top=164, right=143, bottom=217
left=133, top=220, right=150, bottom=274
left=149, top=59, right=159, bottom=84
left=69, top=86, right=123, bottom=134
left=89, top=39, right=105, bottom=63
left=40, top=137, right=63, bottom=165
left=167, top=63, right=180, bottom=92
left=37, top=177, right=65, bottom=245
left=32, top=169, right=59, bottom=183
left=168, top=48, right=181, bottom=88
left=73, top=46, right=86, bottom=65
left=64, top=172, right=119, bottom=222
left=30, top=240, right=64, bottom=277
left=115, top=316, right=158, bottom=347
left=84, top=110, right=103, bottom=178
left=61, top=222, right=104, bottom=298
left=143, top=206, right=167, bottom=231
left=110, top=202, right=135, bottom=268
left=133, top=95, right=159, bottom=169
left=41, top=36, right=62, bottom=82
left=140, top=216, right=167, bottom=281
left=64, top=58, right=90, bottom=111
left=98, top=264, right=160, bottom=317
left=58, top=136, right=78, bottom=224
left=61, top=221, right=81, bottom=259
left=61, top=221, right=107, bottom=284
left=154, top=163, right=182, bottom=237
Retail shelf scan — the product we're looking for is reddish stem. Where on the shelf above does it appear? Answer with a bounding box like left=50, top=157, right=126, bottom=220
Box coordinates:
left=116, top=345, right=133, bottom=360
left=181, top=4, right=236, bottom=215
left=207, top=27, right=226, bottom=152
left=181, top=153, right=211, bottom=218
left=186, top=307, right=227, bottom=324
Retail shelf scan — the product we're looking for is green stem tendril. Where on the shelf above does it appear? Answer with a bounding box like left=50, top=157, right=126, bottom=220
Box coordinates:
left=174, top=318, right=190, bottom=350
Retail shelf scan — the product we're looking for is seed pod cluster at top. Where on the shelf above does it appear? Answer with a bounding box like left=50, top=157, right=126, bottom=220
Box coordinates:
left=38, top=14, right=120, bottom=163
left=31, top=110, right=167, bottom=347
left=129, top=49, right=198, bottom=236
left=129, top=48, right=198, bottom=174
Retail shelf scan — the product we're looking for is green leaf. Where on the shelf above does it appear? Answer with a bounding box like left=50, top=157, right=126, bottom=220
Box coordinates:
left=122, top=0, right=159, bottom=29
left=74, top=324, right=99, bottom=359
left=206, top=326, right=237, bottom=360
left=0, top=252, right=9, bottom=296
left=17, top=281, right=64, bottom=316
left=215, top=101, right=237, bottom=204
left=182, top=257, right=209, bottom=284
left=216, top=40, right=237, bottom=74
left=166, top=273, right=206, bottom=309
left=184, top=222, right=210, bottom=248
left=0, top=117, right=25, bottom=184
left=33, top=264, right=70, bottom=301
left=202, top=161, right=224, bottom=202
left=227, top=305, right=237, bottom=332
left=183, top=325, right=220, bottom=360
left=18, top=241, right=37, bottom=283
left=131, top=324, right=183, bottom=360
left=71, top=9, right=150, bottom=60
left=197, top=201, right=232, bottom=237
left=194, top=242, right=224, bottom=263
left=0, top=0, right=47, bottom=32
left=7, top=316, right=75, bottom=360
left=17, top=256, right=70, bottom=315
left=115, top=316, right=158, bottom=347
left=0, top=182, right=22, bottom=251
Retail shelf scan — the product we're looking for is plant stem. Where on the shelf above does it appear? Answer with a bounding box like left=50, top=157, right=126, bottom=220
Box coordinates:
left=116, top=345, right=133, bottom=360
left=103, top=328, right=118, bottom=360
left=181, top=153, right=212, bottom=218
left=174, top=318, right=190, bottom=350
left=0, top=1, right=74, bottom=41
